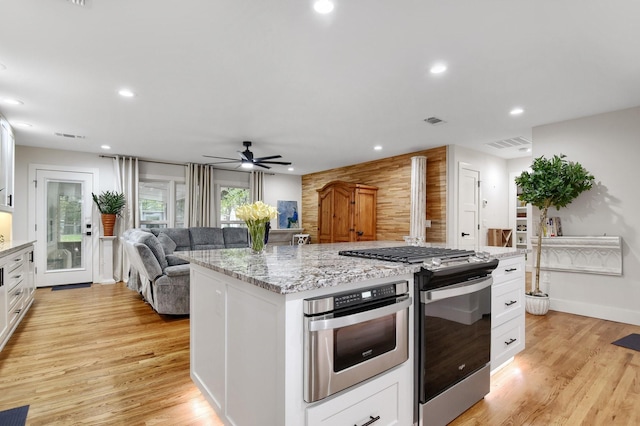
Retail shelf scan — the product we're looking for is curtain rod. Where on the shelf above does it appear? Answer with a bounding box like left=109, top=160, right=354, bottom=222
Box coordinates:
left=98, top=154, right=274, bottom=175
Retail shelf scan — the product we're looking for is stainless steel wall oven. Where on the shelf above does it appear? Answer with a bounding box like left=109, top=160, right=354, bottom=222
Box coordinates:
left=303, top=280, right=411, bottom=403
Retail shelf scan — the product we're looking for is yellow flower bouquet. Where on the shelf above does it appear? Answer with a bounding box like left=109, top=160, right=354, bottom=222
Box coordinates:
left=235, top=201, right=278, bottom=253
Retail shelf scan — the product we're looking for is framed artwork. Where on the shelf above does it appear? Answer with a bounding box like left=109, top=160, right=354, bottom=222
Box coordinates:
left=277, top=200, right=299, bottom=229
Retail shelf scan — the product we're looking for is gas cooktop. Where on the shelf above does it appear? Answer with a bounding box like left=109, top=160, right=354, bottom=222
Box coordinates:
left=338, top=246, right=476, bottom=264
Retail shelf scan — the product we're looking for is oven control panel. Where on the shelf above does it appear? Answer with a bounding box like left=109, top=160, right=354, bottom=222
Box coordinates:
left=304, top=280, right=409, bottom=315
left=333, top=283, right=400, bottom=309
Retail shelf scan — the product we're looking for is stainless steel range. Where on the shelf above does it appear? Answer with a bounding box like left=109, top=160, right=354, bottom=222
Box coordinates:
left=339, top=245, right=499, bottom=426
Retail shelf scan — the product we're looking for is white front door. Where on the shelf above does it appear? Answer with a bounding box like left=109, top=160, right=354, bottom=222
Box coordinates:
left=35, top=169, right=96, bottom=286
left=458, top=164, right=480, bottom=250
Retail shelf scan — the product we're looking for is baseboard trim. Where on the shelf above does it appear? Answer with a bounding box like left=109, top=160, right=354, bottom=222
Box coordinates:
left=551, top=298, right=640, bottom=326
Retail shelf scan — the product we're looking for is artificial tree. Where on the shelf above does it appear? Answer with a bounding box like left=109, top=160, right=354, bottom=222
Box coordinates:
left=515, top=154, right=594, bottom=297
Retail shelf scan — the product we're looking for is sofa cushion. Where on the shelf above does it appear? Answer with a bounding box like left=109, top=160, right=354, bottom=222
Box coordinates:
left=166, top=254, right=189, bottom=266
left=135, top=232, right=169, bottom=271
left=164, top=264, right=190, bottom=277
left=157, top=232, right=177, bottom=254
left=155, top=228, right=191, bottom=251
left=223, top=227, right=249, bottom=248
left=190, top=227, right=226, bottom=250
left=133, top=242, right=165, bottom=281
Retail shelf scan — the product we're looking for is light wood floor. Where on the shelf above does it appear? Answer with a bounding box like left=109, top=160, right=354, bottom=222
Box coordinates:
left=2, top=282, right=640, bottom=425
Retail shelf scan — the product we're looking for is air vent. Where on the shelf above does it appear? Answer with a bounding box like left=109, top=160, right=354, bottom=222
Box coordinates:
left=424, top=116, right=446, bottom=126
left=486, top=136, right=531, bottom=150
left=55, top=132, right=86, bottom=139
left=67, top=0, right=86, bottom=6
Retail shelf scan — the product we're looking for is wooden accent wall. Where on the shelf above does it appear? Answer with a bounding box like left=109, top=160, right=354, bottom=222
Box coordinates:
left=302, top=146, right=447, bottom=243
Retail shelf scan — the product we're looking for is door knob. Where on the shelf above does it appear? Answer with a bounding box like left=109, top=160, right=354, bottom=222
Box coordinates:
left=461, top=232, right=470, bottom=237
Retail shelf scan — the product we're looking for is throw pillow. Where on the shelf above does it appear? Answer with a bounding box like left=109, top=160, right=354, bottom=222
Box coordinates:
left=157, top=232, right=177, bottom=255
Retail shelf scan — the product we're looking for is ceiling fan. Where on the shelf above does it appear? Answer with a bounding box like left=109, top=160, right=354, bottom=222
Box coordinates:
left=203, top=141, right=292, bottom=169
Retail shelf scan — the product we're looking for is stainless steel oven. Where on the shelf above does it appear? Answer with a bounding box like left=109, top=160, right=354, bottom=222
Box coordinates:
left=414, top=257, right=498, bottom=426
left=303, top=280, right=411, bottom=403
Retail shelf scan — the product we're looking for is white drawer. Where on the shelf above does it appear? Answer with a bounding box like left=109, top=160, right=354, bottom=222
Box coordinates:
left=306, top=364, right=411, bottom=426
left=492, top=256, right=524, bottom=282
left=491, top=316, right=525, bottom=369
left=492, top=278, right=524, bottom=326
left=5, top=258, right=26, bottom=293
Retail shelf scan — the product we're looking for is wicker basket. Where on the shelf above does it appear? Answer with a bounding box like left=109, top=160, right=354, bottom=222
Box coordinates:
left=525, top=294, right=550, bottom=315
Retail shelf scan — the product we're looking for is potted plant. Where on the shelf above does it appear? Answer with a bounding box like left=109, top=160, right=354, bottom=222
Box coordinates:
left=514, top=154, right=594, bottom=315
left=92, top=191, right=126, bottom=237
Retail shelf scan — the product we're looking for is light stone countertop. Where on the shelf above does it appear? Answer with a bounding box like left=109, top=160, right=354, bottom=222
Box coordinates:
left=179, top=241, right=528, bottom=295
left=0, top=240, right=36, bottom=258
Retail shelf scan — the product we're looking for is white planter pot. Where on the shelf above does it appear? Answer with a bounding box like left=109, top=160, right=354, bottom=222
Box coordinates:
left=525, top=294, right=550, bottom=315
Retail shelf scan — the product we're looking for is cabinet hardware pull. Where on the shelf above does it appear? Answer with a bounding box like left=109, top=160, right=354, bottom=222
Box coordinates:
left=505, top=338, right=517, bottom=346
left=15, top=309, right=22, bottom=314
left=505, top=300, right=517, bottom=306
left=461, top=232, right=470, bottom=237
left=505, top=268, right=517, bottom=272
left=356, top=415, right=381, bottom=426
left=12, top=274, right=22, bottom=280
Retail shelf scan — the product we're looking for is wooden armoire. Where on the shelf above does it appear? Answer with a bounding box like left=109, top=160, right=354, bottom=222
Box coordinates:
left=317, top=181, right=378, bottom=243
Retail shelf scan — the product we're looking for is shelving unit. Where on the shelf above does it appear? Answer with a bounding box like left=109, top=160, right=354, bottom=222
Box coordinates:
left=514, top=184, right=532, bottom=250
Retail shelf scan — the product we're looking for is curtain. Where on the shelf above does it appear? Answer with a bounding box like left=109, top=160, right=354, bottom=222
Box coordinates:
left=113, top=156, right=139, bottom=282
left=250, top=170, right=264, bottom=202
left=186, top=163, right=213, bottom=227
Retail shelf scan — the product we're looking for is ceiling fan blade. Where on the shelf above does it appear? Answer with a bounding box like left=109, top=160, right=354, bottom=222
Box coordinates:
left=257, top=160, right=292, bottom=166
left=255, top=163, right=271, bottom=169
left=203, top=155, right=239, bottom=161
left=253, top=155, right=282, bottom=162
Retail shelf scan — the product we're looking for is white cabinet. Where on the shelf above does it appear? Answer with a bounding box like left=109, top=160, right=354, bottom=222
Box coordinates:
left=491, top=255, right=525, bottom=371
left=0, top=243, right=35, bottom=351
left=0, top=117, right=15, bottom=212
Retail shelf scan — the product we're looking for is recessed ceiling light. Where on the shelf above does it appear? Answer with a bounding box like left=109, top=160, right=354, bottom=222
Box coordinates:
left=510, top=107, right=524, bottom=115
left=519, top=147, right=531, bottom=153
left=118, top=89, right=135, bottom=98
left=288, top=167, right=294, bottom=172
left=13, top=122, right=32, bottom=128
left=2, top=98, right=24, bottom=105
left=314, top=0, right=334, bottom=14
left=101, top=145, right=111, bottom=150
left=430, top=63, right=447, bottom=74
left=374, top=145, right=382, bottom=151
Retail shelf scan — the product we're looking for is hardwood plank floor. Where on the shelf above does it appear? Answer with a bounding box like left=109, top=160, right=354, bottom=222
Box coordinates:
left=2, top=281, right=640, bottom=425
left=0, top=283, right=221, bottom=425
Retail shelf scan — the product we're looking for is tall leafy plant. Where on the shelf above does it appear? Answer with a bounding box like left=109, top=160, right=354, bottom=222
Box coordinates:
left=92, top=191, right=126, bottom=215
left=515, top=154, right=594, bottom=296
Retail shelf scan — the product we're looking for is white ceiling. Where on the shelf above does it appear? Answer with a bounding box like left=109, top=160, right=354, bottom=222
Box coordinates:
left=1, top=0, right=639, bottom=175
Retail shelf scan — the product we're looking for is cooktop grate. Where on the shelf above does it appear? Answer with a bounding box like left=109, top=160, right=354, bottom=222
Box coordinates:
left=338, top=246, right=476, bottom=264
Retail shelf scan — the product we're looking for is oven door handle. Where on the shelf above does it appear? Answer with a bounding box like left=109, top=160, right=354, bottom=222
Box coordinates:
left=422, top=276, right=493, bottom=303
left=307, top=296, right=411, bottom=332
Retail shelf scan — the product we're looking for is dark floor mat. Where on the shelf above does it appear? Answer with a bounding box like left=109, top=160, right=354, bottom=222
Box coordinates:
left=612, top=333, right=640, bottom=351
left=51, top=282, right=92, bottom=291
left=0, top=405, right=29, bottom=426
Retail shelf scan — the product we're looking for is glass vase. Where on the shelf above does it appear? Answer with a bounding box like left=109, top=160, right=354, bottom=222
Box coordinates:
left=248, top=222, right=266, bottom=254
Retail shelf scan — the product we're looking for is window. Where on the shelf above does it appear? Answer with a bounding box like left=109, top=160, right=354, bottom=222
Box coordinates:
left=219, top=186, right=249, bottom=228
left=139, top=179, right=186, bottom=228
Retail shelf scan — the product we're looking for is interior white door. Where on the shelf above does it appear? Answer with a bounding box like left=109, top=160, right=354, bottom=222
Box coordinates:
left=458, top=165, right=480, bottom=250
left=35, top=169, right=94, bottom=286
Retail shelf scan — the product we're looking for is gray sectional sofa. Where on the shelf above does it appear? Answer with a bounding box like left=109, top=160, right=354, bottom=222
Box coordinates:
left=123, top=227, right=249, bottom=315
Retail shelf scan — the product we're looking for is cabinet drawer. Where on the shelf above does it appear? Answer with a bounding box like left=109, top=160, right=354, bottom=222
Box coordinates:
left=307, top=381, right=400, bottom=426
left=8, top=289, right=27, bottom=329
left=492, top=256, right=524, bottom=282
left=6, top=259, right=26, bottom=293
left=491, top=317, right=525, bottom=369
left=492, top=279, right=524, bottom=326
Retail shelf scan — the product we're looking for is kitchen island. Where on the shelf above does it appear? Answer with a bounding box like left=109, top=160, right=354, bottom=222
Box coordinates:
left=180, top=242, right=526, bottom=426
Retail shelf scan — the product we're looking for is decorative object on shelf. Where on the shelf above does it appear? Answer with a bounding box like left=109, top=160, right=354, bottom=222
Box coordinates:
left=236, top=201, right=278, bottom=254
left=515, top=154, right=595, bottom=315
left=92, top=191, right=126, bottom=237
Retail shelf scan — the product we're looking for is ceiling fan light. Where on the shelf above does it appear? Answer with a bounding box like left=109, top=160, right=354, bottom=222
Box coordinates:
left=241, top=162, right=254, bottom=169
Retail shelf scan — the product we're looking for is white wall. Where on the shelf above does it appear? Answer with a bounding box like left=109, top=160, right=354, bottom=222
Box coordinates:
left=447, top=145, right=510, bottom=247
left=532, top=105, right=640, bottom=325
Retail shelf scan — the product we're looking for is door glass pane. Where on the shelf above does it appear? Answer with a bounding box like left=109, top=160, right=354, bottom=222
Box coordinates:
left=47, top=181, right=83, bottom=271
